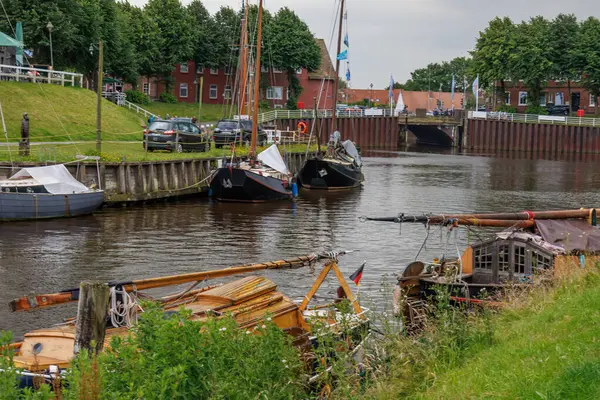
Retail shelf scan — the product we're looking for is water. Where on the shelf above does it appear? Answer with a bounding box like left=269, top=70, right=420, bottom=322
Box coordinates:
left=2, top=149, right=600, bottom=337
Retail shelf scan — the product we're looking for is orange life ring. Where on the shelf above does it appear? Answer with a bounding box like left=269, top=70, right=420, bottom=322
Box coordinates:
left=297, top=121, right=308, bottom=134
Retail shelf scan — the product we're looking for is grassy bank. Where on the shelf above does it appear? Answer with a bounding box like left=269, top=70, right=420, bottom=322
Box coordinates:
left=0, top=142, right=316, bottom=163
left=0, top=83, right=144, bottom=142
left=366, top=266, right=600, bottom=399
left=142, top=102, right=271, bottom=123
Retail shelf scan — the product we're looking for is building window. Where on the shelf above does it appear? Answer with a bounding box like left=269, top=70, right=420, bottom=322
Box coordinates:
left=179, top=83, right=188, bottom=98
left=518, top=91, right=528, bottom=106
left=296, top=67, right=302, bottom=74
left=261, top=65, right=269, bottom=73
left=273, top=67, right=283, bottom=73
left=224, top=66, right=232, bottom=75
left=224, top=85, right=231, bottom=99
left=505, top=92, right=510, bottom=105
left=266, top=86, right=283, bottom=100
left=514, top=245, right=526, bottom=274
left=539, top=94, right=546, bottom=106
left=274, top=104, right=283, bottom=109
left=555, top=92, right=564, bottom=105
left=474, top=246, right=493, bottom=270
left=209, top=84, right=218, bottom=99
left=498, top=244, right=510, bottom=273
left=143, top=83, right=149, bottom=96
left=180, top=63, right=188, bottom=73
left=591, top=95, right=596, bottom=107
left=210, top=68, right=219, bottom=75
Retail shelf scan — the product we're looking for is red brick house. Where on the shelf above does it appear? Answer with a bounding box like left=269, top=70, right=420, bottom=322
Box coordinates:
left=500, top=80, right=598, bottom=114
left=136, top=38, right=336, bottom=111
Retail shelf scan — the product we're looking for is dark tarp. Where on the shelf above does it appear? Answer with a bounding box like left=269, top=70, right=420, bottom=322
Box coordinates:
left=535, top=219, right=600, bottom=253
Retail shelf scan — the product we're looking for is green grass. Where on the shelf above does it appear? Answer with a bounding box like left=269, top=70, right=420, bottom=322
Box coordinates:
left=143, top=102, right=271, bottom=123
left=0, top=82, right=145, bottom=142
left=368, top=270, right=600, bottom=400
left=0, top=142, right=316, bottom=163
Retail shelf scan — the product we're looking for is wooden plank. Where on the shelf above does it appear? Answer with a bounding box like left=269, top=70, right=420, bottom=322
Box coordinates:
left=331, top=262, right=363, bottom=315
left=299, top=262, right=333, bottom=311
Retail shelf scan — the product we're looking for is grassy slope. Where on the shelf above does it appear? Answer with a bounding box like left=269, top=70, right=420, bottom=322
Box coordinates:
left=0, top=82, right=145, bottom=142
left=375, top=274, right=600, bottom=400
left=143, top=102, right=271, bottom=123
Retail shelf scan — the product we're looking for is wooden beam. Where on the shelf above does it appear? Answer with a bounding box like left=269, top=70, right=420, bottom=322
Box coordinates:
left=331, top=262, right=363, bottom=316
left=299, top=262, right=333, bottom=312
left=73, top=281, right=110, bottom=355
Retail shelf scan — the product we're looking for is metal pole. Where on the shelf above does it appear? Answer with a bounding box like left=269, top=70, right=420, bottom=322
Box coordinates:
left=198, top=75, right=204, bottom=121
left=96, top=40, right=103, bottom=153
left=330, top=0, right=345, bottom=134
left=250, top=0, right=264, bottom=163
left=49, top=30, right=53, bottom=69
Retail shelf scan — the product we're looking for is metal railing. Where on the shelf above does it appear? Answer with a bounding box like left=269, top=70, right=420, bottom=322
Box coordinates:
left=258, top=108, right=397, bottom=123
left=468, top=110, right=600, bottom=127
left=121, top=99, right=156, bottom=120
left=0, top=64, right=83, bottom=87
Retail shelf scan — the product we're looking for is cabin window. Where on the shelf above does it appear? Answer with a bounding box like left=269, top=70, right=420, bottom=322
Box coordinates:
left=474, top=247, right=493, bottom=270
left=532, top=251, right=552, bottom=271
left=514, top=245, right=526, bottom=274
left=498, top=244, right=510, bottom=272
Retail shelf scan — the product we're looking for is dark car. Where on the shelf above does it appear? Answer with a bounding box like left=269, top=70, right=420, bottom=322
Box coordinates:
left=212, top=119, right=267, bottom=148
left=546, top=104, right=570, bottom=116
left=144, top=120, right=210, bottom=153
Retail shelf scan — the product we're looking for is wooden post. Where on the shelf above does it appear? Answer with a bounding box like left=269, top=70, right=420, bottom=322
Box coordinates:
left=73, top=281, right=110, bottom=355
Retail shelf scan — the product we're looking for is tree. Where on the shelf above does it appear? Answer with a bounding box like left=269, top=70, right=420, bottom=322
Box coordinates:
left=385, top=81, right=405, bottom=90
left=577, top=17, right=600, bottom=106
left=266, top=7, right=320, bottom=109
left=208, top=6, right=241, bottom=68
left=549, top=14, right=580, bottom=111
left=401, top=58, right=474, bottom=93
left=144, top=0, right=195, bottom=92
left=509, top=17, right=553, bottom=107
left=471, top=17, right=516, bottom=100
left=187, top=0, right=214, bottom=68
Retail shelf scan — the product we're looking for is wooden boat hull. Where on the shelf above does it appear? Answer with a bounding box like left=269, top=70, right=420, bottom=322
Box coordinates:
left=210, top=167, right=292, bottom=202
left=298, top=158, right=363, bottom=190
left=0, top=191, right=104, bottom=221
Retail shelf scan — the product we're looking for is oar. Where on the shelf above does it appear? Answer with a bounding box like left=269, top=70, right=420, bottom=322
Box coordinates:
left=9, top=252, right=354, bottom=312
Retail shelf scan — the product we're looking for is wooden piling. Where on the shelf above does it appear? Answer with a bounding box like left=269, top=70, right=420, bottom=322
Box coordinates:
left=73, top=281, right=110, bottom=355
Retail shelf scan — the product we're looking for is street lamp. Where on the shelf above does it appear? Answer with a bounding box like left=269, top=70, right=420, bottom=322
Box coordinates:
left=369, top=83, right=373, bottom=108
left=46, top=22, right=53, bottom=69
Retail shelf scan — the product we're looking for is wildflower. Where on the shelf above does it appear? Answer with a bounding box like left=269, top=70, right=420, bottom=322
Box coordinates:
left=246, top=331, right=251, bottom=335
left=266, top=317, right=272, bottom=321
left=282, top=359, right=287, bottom=364
left=219, top=327, right=227, bottom=332
left=261, top=324, right=266, bottom=329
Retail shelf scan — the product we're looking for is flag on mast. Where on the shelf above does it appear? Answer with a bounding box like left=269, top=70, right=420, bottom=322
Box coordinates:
left=472, top=74, right=480, bottom=110
left=349, top=262, right=366, bottom=286
left=389, top=74, right=394, bottom=100
left=337, top=50, right=348, bottom=61
left=451, top=74, right=456, bottom=110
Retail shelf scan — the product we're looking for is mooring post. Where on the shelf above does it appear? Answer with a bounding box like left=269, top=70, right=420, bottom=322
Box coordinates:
left=73, top=281, right=110, bottom=355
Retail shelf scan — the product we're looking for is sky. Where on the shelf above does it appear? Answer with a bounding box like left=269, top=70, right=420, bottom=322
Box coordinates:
left=129, top=0, right=600, bottom=89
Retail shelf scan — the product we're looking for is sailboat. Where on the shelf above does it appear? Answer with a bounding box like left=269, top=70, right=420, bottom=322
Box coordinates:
left=209, top=0, right=295, bottom=202
left=297, top=0, right=364, bottom=190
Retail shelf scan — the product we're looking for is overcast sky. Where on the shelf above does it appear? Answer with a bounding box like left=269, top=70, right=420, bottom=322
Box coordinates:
left=129, top=0, right=600, bottom=89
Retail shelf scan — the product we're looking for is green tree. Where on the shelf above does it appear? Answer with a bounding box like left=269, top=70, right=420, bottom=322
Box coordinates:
left=472, top=17, right=516, bottom=101
left=510, top=17, right=552, bottom=106
left=187, top=0, right=213, bottom=69
left=549, top=14, right=580, bottom=111
left=208, top=6, right=241, bottom=68
left=402, top=58, right=473, bottom=93
left=577, top=17, right=600, bottom=106
left=144, top=0, right=195, bottom=92
left=266, top=7, right=320, bottom=109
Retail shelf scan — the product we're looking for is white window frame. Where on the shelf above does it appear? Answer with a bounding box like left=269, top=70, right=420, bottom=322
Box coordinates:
left=261, top=65, right=269, bottom=73
left=266, top=86, right=283, bottom=100
left=591, top=95, right=596, bottom=107
left=555, top=92, right=564, bottom=106
left=505, top=92, right=510, bottom=105
left=224, top=66, right=232, bottom=75
left=539, top=94, right=546, bottom=106
left=210, top=68, right=219, bottom=75
left=273, top=67, right=283, bottom=73
left=179, top=83, right=188, bottom=98
left=224, top=84, right=232, bottom=99
left=518, top=91, right=528, bottom=106
left=296, top=67, right=302, bottom=74
left=143, top=83, right=149, bottom=96
left=209, top=84, right=218, bottom=99
left=180, top=63, right=189, bottom=73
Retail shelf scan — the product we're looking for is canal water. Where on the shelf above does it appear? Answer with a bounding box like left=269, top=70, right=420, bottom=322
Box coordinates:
left=2, top=149, right=600, bottom=337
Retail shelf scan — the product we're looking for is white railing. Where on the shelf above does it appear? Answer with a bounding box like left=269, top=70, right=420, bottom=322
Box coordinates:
left=121, top=99, right=156, bottom=119
left=468, top=110, right=600, bottom=127
left=0, top=64, right=83, bottom=87
left=103, top=91, right=126, bottom=106
left=258, top=108, right=397, bottom=123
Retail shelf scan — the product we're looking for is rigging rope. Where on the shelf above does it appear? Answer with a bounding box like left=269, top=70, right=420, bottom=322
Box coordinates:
left=109, top=285, right=140, bottom=328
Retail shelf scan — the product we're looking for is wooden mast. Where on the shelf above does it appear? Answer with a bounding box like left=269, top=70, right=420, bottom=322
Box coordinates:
left=239, top=0, right=249, bottom=116
left=250, top=0, right=264, bottom=164
left=330, top=0, right=345, bottom=135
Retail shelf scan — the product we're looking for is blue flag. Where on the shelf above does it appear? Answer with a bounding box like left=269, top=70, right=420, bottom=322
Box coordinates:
left=346, top=68, right=351, bottom=82
left=343, top=34, right=349, bottom=47
left=451, top=74, right=456, bottom=101
left=336, top=50, right=348, bottom=61
left=389, top=74, right=394, bottom=100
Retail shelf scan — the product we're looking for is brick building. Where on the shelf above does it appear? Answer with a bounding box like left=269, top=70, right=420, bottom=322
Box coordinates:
left=501, top=80, right=598, bottom=114
left=136, top=38, right=336, bottom=111
left=340, top=88, right=465, bottom=112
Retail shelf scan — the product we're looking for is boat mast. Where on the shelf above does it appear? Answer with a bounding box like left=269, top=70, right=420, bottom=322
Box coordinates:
left=239, top=0, right=249, bottom=116
left=250, top=0, right=264, bottom=164
left=330, top=0, right=345, bottom=135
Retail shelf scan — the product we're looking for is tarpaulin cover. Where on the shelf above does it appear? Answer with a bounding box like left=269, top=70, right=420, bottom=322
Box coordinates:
left=257, top=144, right=290, bottom=175
left=535, top=219, right=600, bottom=253
left=10, top=165, right=91, bottom=194
left=342, top=140, right=362, bottom=167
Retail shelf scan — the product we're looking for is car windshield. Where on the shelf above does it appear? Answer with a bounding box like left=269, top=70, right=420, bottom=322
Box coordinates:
left=217, top=121, right=243, bottom=130
left=149, top=121, right=172, bottom=131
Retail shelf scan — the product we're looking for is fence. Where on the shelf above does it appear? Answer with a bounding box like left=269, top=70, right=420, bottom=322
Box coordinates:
left=0, top=64, right=83, bottom=87
left=258, top=108, right=397, bottom=123
left=121, top=99, right=156, bottom=120
left=468, top=110, right=600, bottom=128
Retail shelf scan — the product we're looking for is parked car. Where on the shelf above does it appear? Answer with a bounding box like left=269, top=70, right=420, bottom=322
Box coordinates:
left=212, top=119, right=267, bottom=148
left=546, top=104, right=570, bottom=115
left=144, top=120, right=210, bottom=153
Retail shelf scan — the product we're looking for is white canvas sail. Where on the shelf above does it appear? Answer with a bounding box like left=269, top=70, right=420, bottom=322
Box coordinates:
left=10, top=164, right=91, bottom=194
left=394, top=91, right=405, bottom=116
left=257, top=144, right=290, bottom=175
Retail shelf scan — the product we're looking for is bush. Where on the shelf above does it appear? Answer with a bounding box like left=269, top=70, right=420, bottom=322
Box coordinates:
left=496, top=104, right=517, bottom=113
left=525, top=104, right=548, bottom=115
left=125, top=90, right=150, bottom=105
left=159, top=92, right=177, bottom=104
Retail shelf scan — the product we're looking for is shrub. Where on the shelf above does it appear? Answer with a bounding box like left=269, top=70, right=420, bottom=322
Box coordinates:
left=125, top=90, right=150, bottom=105
left=496, top=104, right=517, bottom=113
left=525, top=104, right=548, bottom=115
left=159, top=92, right=177, bottom=104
